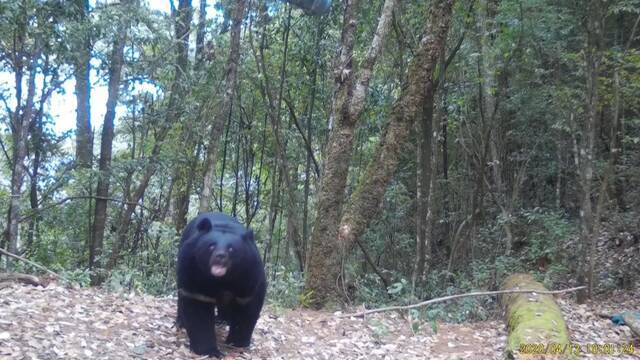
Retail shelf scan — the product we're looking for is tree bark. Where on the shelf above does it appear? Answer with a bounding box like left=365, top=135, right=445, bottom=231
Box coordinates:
left=248, top=4, right=306, bottom=270
left=338, top=0, right=454, bottom=291
left=173, top=0, right=206, bottom=232
left=576, top=0, right=605, bottom=303
left=26, top=60, right=54, bottom=251
left=73, top=0, right=93, bottom=168
left=478, top=0, right=516, bottom=254
left=302, top=24, right=322, bottom=269
left=199, top=0, right=246, bottom=212
left=5, top=4, right=39, bottom=259
left=412, top=67, right=435, bottom=292
left=304, top=0, right=397, bottom=308
left=89, top=5, right=129, bottom=274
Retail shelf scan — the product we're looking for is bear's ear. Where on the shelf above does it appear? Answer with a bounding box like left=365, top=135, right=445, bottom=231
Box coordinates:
left=243, top=229, right=255, bottom=242
left=197, top=217, right=212, bottom=233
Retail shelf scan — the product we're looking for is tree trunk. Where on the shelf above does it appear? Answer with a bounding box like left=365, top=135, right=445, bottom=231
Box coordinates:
left=249, top=4, right=307, bottom=270
left=304, top=0, right=397, bottom=308
left=440, top=80, right=450, bottom=251
left=412, top=68, right=436, bottom=292
left=199, top=0, right=246, bottom=212
left=305, top=0, right=453, bottom=308
left=73, top=0, right=93, bottom=168
left=302, top=25, right=322, bottom=269
left=478, top=0, right=516, bottom=254
left=218, top=105, right=234, bottom=211
left=263, top=167, right=281, bottom=265
left=232, top=116, right=241, bottom=217
left=576, top=0, right=604, bottom=303
left=339, top=0, right=454, bottom=288
left=26, top=74, right=50, bottom=251
left=89, top=6, right=129, bottom=274
left=5, top=7, right=39, bottom=259
left=173, top=0, right=206, bottom=232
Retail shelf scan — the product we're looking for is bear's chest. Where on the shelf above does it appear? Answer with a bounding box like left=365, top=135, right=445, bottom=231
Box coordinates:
left=216, top=291, right=253, bottom=305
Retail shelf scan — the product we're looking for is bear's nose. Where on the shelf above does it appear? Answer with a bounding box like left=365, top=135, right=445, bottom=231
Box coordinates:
left=215, top=253, right=227, bottom=260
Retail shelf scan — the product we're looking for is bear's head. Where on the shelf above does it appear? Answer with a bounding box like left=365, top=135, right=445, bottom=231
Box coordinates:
left=193, top=217, right=255, bottom=278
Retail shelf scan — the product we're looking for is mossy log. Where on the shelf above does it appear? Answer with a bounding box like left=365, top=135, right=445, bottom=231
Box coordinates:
left=500, top=273, right=572, bottom=359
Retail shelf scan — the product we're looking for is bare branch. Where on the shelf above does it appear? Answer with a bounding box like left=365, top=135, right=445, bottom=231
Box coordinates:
left=341, top=286, right=586, bottom=318
left=20, top=195, right=154, bottom=222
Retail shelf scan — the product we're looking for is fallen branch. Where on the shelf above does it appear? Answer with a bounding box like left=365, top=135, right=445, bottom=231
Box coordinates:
left=0, top=247, right=61, bottom=279
left=341, top=286, right=586, bottom=318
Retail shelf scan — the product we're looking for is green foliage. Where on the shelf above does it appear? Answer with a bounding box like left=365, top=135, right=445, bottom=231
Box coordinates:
left=520, top=209, right=574, bottom=265
left=266, top=266, right=305, bottom=308
left=59, top=268, right=92, bottom=288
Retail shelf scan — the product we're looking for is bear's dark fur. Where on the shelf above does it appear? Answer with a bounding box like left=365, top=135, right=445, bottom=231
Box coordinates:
left=176, top=212, right=266, bottom=357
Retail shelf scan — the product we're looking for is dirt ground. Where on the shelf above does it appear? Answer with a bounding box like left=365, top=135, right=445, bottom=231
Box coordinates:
left=0, top=283, right=637, bottom=359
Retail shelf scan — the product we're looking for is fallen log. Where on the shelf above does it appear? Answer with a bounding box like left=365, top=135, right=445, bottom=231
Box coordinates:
left=500, top=273, right=572, bottom=359
left=0, top=272, right=43, bottom=289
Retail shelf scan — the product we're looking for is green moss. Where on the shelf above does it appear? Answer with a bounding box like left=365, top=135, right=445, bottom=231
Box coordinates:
left=502, top=273, right=574, bottom=359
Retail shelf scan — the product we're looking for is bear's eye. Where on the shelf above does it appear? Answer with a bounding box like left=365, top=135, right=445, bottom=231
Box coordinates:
left=228, top=246, right=234, bottom=253
left=209, top=243, right=216, bottom=251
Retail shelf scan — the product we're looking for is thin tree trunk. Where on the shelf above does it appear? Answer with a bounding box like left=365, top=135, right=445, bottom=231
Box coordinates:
left=5, top=21, right=40, bottom=259
left=302, top=24, right=322, bottom=269
left=74, top=0, right=93, bottom=168
left=232, top=113, right=242, bottom=217
left=173, top=0, right=206, bottom=232
left=412, top=67, right=435, bottom=292
left=249, top=4, right=305, bottom=270
left=440, top=80, right=450, bottom=249
left=106, top=0, right=192, bottom=271
left=218, top=106, right=233, bottom=211
left=244, top=114, right=266, bottom=226
left=199, top=0, right=246, bottom=212
left=478, top=0, right=515, bottom=254
left=195, top=0, right=207, bottom=66
left=577, top=0, right=605, bottom=303
left=26, top=66, right=52, bottom=251
left=263, top=167, right=281, bottom=264
left=90, top=3, right=130, bottom=274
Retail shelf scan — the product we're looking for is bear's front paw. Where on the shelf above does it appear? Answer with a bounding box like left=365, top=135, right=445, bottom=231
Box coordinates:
left=226, top=337, right=250, bottom=348
left=192, top=344, right=223, bottom=358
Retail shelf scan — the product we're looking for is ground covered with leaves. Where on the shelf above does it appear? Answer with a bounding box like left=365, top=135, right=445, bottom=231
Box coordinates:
left=0, top=282, right=637, bottom=359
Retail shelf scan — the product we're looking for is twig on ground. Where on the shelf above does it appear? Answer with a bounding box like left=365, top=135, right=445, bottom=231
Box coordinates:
left=341, top=286, right=586, bottom=318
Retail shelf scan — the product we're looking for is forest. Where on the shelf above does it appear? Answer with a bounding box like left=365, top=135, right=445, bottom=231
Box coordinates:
left=0, top=0, right=639, bottom=358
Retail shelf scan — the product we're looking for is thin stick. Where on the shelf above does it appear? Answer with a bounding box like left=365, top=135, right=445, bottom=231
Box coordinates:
left=341, top=286, right=586, bottom=318
left=0, top=247, right=61, bottom=279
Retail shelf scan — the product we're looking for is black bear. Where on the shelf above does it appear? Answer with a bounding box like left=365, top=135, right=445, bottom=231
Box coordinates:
left=176, top=212, right=266, bottom=357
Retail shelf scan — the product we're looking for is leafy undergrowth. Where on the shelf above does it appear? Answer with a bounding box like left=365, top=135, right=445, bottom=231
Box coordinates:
left=0, top=283, right=637, bottom=359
